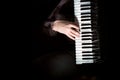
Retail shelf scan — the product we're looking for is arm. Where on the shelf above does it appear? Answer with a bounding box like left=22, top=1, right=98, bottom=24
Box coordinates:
left=43, top=0, right=80, bottom=40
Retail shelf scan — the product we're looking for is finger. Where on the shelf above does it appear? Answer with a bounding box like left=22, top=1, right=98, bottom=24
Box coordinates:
left=66, top=34, right=75, bottom=40
left=69, top=33, right=78, bottom=39
left=69, top=24, right=80, bottom=30
left=70, top=29, right=80, bottom=38
left=69, top=32, right=79, bottom=39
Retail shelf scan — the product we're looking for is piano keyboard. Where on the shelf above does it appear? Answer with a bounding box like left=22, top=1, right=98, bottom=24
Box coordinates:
left=74, top=0, right=100, bottom=64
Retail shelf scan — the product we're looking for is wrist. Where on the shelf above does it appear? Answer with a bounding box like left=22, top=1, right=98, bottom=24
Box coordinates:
left=51, top=20, right=60, bottom=31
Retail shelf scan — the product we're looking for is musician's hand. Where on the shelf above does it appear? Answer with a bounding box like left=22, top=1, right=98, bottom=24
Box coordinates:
left=52, top=20, right=80, bottom=40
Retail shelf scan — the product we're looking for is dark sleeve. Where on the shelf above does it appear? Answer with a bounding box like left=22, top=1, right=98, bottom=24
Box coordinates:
left=43, top=0, right=72, bottom=36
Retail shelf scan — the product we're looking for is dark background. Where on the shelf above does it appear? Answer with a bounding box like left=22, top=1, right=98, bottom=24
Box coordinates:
left=32, top=0, right=112, bottom=80
left=32, top=0, right=68, bottom=60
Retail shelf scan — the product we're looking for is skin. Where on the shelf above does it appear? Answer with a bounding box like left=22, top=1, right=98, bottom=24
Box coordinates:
left=52, top=20, right=80, bottom=40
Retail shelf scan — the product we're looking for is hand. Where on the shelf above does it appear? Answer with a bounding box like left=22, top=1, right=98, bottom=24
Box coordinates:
left=52, top=20, right=80, bottom=40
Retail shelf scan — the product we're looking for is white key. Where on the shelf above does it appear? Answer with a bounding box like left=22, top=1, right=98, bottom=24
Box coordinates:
left=76, top=48, right=92, bottom=51
left=76, top=62, right=83, bottom=64
left=82, top=48, right=92, bottom=51
left=81, top=17, right=91, bottom=20
left=81, top=21, right=91, bottom=24
left=75, top=43, right=83, bottom=46
left=81, top=10, right=91, bottom=13
left=75, top=51, right=82, bottom=53
left=82, top=37, right=92, bottom=39
left=81, top=1, right=91, bottom=5
left=82, top=33, right=92, bottom=36
left=74, top=2, right=80, bottom=6
left=76, top=56, right=93, bottom=58
left=74, top=0, right=80, bottom=3
left=76, top=41, right=92, bottom=44
left=76, top=40, right=92, bottom=43
left=81, top=6, right=91, bottom=9
left=81, top=25, right=91, bottom=27
left=74, top=11, right=80, bottom=13
left=81, top=14, right=91, bottom=16
left=82, top=45, right=93, bottom=47
left=76, top=58, right=82, bottom=60
left=74, top=7, right=80, bottom=10
left=82, top=40, right=92, bottom=43
left=76, top=53, right=83, bottom=55
left=76, top=59, right=93, bottom=63
left=76, top=61, right=93, bottom=64
left=75, top=48, right=82, bottom=50
left=81, top=29, right=92, bottom=32
left=75, top=12, right=81, bottom=15
left=75, top=15, right=81, bottom=18
left=75, top=4, right=80, bottom=7
left=83, top=53, right=94, bottom=55
left=82, top=36, right=92, bottom=39
left=74, top=9, right=80, bottom=11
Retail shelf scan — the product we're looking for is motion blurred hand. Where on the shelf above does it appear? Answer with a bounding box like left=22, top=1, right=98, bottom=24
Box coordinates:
left=52, top=20, right=80, bottom=40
